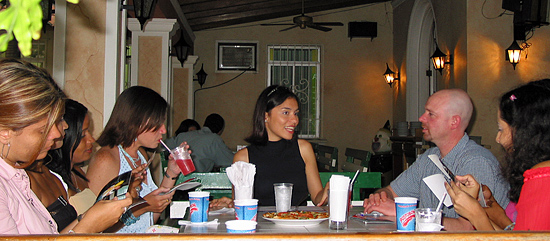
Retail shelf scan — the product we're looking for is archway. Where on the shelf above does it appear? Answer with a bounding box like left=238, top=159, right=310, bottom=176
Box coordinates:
left=406, top=0, right=437, bottom=121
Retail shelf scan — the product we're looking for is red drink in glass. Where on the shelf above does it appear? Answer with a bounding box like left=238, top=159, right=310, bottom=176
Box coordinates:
left=176, top=158, right=195, bottom=175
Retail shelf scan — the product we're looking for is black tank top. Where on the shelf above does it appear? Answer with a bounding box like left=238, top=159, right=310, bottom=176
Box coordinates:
left=46, top=196, right=77, bottom=231
left=248, top=139, right=308, bottom=206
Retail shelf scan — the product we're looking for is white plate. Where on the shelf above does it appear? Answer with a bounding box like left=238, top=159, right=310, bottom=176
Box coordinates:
left=262, top=217, right=329, bottom=226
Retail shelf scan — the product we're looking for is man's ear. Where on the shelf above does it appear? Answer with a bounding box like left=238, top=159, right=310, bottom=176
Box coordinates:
left=0, top=129, right=11, bottom=145
left=450, top=115, right=461, bottom=130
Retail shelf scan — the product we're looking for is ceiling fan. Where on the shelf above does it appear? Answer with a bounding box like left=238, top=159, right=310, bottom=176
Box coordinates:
left=260, top=0, right=344, bottom=32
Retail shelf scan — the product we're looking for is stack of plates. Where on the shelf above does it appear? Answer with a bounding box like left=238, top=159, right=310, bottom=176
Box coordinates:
left=396, top=121, right=409, bottom=137
left=409, top=121, right=422, bottom=136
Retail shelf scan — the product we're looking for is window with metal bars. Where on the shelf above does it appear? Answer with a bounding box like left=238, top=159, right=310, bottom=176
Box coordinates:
left=267, top=44, right=320, bottom=138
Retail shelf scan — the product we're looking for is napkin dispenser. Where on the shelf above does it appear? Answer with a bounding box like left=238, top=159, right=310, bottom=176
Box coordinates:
left=226, top=161, right=256, bottom=199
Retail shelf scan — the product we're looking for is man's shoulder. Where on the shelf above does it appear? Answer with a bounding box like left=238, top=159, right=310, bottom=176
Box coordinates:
left=459, top=140, right=497, bottom=161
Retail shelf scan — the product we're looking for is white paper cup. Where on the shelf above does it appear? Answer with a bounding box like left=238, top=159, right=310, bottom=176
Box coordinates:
left=234, top=199, right=259, bottom=221
left=394, top=197, right=418, bottom=232
left=188, top=191, right=210, bottom=223
left=225, top=220, right=257, bottom=233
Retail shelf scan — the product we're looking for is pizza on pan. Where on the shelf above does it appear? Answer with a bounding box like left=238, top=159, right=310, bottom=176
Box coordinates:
left=263, top=211, right=329, bottom=220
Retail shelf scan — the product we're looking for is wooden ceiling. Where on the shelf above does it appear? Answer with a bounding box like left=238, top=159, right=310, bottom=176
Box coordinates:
left=158, top=0, right=387, bottom=32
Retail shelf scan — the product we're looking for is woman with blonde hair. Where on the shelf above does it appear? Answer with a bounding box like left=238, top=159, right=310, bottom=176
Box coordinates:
left=0, top=59, right=132, bottom=234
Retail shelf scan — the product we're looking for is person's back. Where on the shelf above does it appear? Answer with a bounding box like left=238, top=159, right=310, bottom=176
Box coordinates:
left=164, top=114, right=233, bottom=172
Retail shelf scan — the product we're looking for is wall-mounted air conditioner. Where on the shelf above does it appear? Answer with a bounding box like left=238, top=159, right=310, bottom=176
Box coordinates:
left=217, top=41, right=257, bottom=72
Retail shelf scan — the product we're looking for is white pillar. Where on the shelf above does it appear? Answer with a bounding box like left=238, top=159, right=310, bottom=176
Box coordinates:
left=128, top=18, right=177, bottom=103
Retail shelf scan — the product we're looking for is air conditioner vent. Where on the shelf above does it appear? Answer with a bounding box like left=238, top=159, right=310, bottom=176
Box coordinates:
left=217, top=42, right=257, bottom=71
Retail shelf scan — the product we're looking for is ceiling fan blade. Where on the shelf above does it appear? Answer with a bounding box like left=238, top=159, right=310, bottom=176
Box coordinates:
left=306, top=23, right=331, bottom=32
left=314, top=22, right=344, bottom=26
left=280, top=25, right=299, bottom=32
left=261, top=23, right=295, bottom=26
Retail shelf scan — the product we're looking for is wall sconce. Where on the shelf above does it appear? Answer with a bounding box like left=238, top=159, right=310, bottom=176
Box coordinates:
left=194, top=64, right=208, bottom=88
left=506, top=40, right=522, bottom=70
left=171, top=34, right=190, bottom=67
left=121, top=0, right=158, bottom=31
left=383, top=63, right=400, bottom=88
left=431, top=43, right=453, bottom=74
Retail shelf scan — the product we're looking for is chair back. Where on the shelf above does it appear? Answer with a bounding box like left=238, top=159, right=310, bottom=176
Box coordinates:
left=341, top=148, right=372, bottom=172
left=318, top=172, right=381, bottom=200
left=176, top=172, right=232, bottom=199
left=316, top=144, right=338, bottom=172
left=161, top=152, right=232, bottom=199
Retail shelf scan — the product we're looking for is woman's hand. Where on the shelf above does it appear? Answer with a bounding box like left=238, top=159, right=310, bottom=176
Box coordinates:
left=481, top=184, right=511, bottom=229
left=128, top=165, right=146, bottom=199
left=445, top=181, right=494, bottom=230
left=165, top=142, right=191, bottom=177
left=71, top=193, right=132, bottom=233
left=142, top=187, right=175, bottom=213
left=454, top=174, right=480, bottom=199
left=316, top=182, right=329, bottom=206
left=210, top=196, right=234, bottom=209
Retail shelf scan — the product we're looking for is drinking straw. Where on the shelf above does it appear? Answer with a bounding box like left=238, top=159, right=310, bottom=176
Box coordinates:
left=436, top=192, right=446, bottom=213
left=348, top=170, right=360, bottom=193
left=159, top=140, right=174, bottom=156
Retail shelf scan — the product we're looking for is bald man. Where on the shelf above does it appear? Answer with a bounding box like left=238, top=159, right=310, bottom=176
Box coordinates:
left=363, top=89, right=509, bottom=231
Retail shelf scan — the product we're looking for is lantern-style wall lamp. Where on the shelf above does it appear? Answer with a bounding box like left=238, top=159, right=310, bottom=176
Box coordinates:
left=383, top=63, right=400, bottom=88
left=431, top=43, right=453, bottom=74
left=171, top=34, right=190, bottom=67
left=194, top=64, right=208, bottom=88
left=506, top=40, right=522, bottom=70
left=121, top=0, right=158, bottom=31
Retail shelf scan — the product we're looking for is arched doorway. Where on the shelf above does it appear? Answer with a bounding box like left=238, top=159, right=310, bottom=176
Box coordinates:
left=406, top=0, right=437, bottom=122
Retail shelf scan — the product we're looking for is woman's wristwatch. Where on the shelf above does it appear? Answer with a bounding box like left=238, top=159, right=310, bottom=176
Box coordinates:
left=164, top=171, right=179, bottom=180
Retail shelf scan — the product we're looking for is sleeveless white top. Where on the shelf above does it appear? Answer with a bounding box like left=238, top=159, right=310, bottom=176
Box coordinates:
left=116, top=150, right=157, bottom=233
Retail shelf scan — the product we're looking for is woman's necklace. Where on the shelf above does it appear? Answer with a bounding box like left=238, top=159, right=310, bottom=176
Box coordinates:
left=70, top=171, right=82, bottom=193
left=117, top=145, right=140, bottom=169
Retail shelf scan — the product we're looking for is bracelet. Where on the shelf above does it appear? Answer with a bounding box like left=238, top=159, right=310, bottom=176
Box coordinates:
left=504, top=222, right=515, bottom=230
left=120, top=209, right=139, bottom=226
left=68, top=229, right=75, bottom=234
left=164, top=171, right=179, bottom=180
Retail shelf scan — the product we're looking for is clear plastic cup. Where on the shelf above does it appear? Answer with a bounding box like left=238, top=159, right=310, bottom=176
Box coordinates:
left=172, top=146, right=195, bottom=175
left=273, top=183, right=293, bottom=213
left=415, top=208, right=443, bottom=231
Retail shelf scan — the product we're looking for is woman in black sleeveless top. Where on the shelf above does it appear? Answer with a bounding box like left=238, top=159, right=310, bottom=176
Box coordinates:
left=211, top=85, right=328, bottom=207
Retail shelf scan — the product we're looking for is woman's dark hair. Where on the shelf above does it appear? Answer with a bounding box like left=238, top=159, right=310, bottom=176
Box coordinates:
left=175, top=119, right=201, bottom=136
left=244, top=85, right=299, bottom=145
left=47, top=99, right=89, bottom=192
left=500, top=79, right=550, bottom=203
left=96, top=86, right=167, bottom=148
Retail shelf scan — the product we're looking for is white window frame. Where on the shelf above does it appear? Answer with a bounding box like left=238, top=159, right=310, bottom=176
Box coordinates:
left=267, top=44, right=321, bottom=139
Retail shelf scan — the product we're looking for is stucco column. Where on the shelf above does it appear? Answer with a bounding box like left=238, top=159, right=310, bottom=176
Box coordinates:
left=169, top=55, right=198, bottom=137
left=128, top=18, right=177, bottom=103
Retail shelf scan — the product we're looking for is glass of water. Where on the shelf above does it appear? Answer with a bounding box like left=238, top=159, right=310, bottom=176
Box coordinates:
left=273, top=183, right=293, bottom=213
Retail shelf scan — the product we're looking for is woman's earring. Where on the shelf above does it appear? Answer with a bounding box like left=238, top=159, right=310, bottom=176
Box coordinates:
left=1, top=143, right=10, bottom=159
left=134, top=138, right=138, bottom=142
